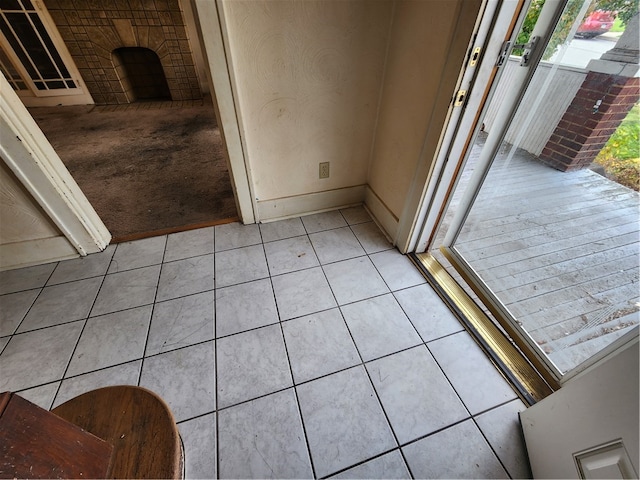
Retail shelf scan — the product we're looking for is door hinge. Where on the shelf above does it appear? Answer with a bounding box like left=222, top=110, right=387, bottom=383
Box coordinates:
left=453, top=90, right=467, bottom=107
left=496, top=36, right=540, bottom=67
left=496, top=40, right=511, bottom=67
left=515, top=36, right=540, bottom=66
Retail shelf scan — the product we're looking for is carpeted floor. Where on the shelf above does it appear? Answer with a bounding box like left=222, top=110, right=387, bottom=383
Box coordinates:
left=29, top=100, right=238, bottom=242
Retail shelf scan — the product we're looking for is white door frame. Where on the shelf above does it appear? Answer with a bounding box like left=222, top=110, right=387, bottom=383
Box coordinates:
left=0, top=73, right=110, bottom=256
left=191, top=0, right=256, bottom=225
left=403, top=0, right=567, bottom=254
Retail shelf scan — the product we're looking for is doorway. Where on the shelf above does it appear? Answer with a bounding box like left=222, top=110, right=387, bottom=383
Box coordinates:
left=28, top=99, right=238, bottom=242
left=413, top=0, right=639, bottom=393
left=0, top=0, right=240, bottom=242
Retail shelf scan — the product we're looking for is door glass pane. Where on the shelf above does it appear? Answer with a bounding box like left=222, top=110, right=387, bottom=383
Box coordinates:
left=431, top=0, right=639, bottom=376
left=6, top=12, right=58, bottom=78
left=0, top=1, right=77, bottom=91
left=0, top=43, right=25, bottom=89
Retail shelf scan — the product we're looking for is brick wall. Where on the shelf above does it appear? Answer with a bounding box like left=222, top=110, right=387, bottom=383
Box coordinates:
left=540, top=71, right=640, bottom=171
left=44, top=0, right=201, bottom=104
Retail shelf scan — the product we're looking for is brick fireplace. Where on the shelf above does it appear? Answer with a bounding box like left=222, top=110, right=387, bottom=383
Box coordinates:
left=43, top=0, right=201, bottom=104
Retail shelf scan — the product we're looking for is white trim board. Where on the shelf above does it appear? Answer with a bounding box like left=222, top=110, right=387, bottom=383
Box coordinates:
left=0, top=237, right=78, bottom=271
left=1, top=74, right=111, bottom=259
left=256, top=185, right=366, bottom=223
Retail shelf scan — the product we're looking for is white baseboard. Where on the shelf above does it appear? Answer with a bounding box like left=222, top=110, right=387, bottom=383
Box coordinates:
left=0, top=236, right=79, bottom=271
left=364, top=186, right=399, bottom=243
left=257, top=185, right=366, bottom=222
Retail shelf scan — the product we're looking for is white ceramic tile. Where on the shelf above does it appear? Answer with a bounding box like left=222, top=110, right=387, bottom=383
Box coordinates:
left=341, top=294, right=422, bottom=361
left=54, top=361, right=141, bottom=408
left=259, top=218, right=306, bottom=243
left=16, top=382, right=60, bottom=410
left=67, top=306, right=152, bottom=376
left=215, top=245, right=269, bottom=288
left=216, top=324, right=292, bottom=408
left=323, top=257, right=388, bottom=305
left=428, top=332, right=517, bottom=414
left=475, top=399, right=532, bottom=479
left=157, top=254, right=214, bottom=302
left=215, top=278, right=278, bottom=337
left=402, top=419, right=509, bottom=479
left=140, top=341, right=216, bottom=422
left=17, top=277, right=102, bottom=332
left=147, top=291, right=214, bottom=355
left=264, top=235, right=319, bottom=276
left=91, top=265, right=160, bottom=316
left=48, top=244, right=116, bottom=285
left=350, top=222, right=393, bottom=254
left=271, top=267, right=337, bottom=321
left=165, top=227, right=214, bottom=262
left=394, top=284, right=464, bottom=341
left=282, top=308, right=360, bottom=384
left=340, top=206, right=371, bottom=225
left=179, top=413, right=217, bottom=480
left=0, top=263, right=56, bottom=295
left=301, top=211, right=347, bottom=233
left=0, top=322, right=83, bottom=392
left=215, top=222, right=261, bottom=251
left=309, top=227, right=366, bottom=264
left=370, top=250, right=426, bottom=291
left=297, top=366, right=396, bottom=477
left=331, top=450, right=410, bottom=479
left=218, top=389, right=313, bottom=479
left=0, top=289, right=39, bottom=337
left=108, top=236, right=167, bottom=273
left=366, top=346, right=468, bottom=444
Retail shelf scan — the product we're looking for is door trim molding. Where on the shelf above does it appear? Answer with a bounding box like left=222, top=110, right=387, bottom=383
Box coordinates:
left=191, top=0, right=256, bottom=224
left=0, top=74, right=110, bottom=256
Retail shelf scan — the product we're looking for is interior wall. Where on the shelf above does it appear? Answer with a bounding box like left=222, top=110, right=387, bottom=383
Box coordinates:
left=219, top=0, right=393, bottom=220
left=0, top=160, right=77, bottom=270
left=366, top=0, right=471, bottom=239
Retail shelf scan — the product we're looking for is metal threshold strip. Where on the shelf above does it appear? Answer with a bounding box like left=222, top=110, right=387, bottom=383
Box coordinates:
left=410, top=252, right=556, bottom=405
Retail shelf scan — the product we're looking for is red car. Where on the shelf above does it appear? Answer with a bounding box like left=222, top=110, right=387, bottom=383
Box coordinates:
left=576, top=10, right=616, bottom=38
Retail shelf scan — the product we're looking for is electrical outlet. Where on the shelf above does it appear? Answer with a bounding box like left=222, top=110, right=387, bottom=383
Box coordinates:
left=319, top=162, right=330, bottom=179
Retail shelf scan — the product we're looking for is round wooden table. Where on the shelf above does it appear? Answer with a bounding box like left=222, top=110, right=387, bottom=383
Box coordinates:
left=52, top=386, right=183, bottom=479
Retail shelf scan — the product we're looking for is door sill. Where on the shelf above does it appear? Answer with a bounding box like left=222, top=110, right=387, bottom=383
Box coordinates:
left=410, top=252, right=555, bottom=404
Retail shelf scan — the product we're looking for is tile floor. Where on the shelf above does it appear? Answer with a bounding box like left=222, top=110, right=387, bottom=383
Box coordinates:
left=0, top=207, right=532, bottom=479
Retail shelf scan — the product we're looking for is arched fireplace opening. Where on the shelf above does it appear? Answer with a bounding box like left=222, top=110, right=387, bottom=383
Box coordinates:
left=112, top=47, right=171, bottom=102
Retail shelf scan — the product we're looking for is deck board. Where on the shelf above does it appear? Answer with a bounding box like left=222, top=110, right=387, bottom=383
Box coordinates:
left=433, top=135, right=639, bottom=373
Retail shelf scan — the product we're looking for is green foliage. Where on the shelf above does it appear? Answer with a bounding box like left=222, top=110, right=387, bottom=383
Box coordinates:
left=596, top=0, right=639, bottom=24
left=514, top=0, right=639, bottom=59
left=594, top=104, right=640, bottom=191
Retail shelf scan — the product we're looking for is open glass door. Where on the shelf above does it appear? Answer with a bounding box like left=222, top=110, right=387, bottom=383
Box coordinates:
left=421, top=0, right=639, bottom=388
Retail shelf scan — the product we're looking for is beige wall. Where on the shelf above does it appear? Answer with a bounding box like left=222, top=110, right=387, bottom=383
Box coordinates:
left=220, top=0, right=393, bottom=219
left=0, top=160, right=77, bottom=270
left=367, top=0, right=478, bottom=237
left=219, top=0, right=479, bottom=232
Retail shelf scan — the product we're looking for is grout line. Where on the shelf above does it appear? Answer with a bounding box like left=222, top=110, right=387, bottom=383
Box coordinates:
left=273, top=287, right=318, bottom=478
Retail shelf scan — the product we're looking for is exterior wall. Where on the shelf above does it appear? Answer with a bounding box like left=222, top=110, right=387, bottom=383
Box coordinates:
left=540, top=72, right=640, bottom=171
left=219, top=0, right=392, bottom=220
left=42, top=0, right=201, bottom=104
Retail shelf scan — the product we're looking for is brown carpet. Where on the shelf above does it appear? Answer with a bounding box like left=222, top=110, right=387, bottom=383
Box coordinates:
left=29, top=101, right=238, bottom=242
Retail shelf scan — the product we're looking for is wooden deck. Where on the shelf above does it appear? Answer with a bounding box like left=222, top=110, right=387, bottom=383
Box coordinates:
left=433, top=137, right=639, bottom=373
